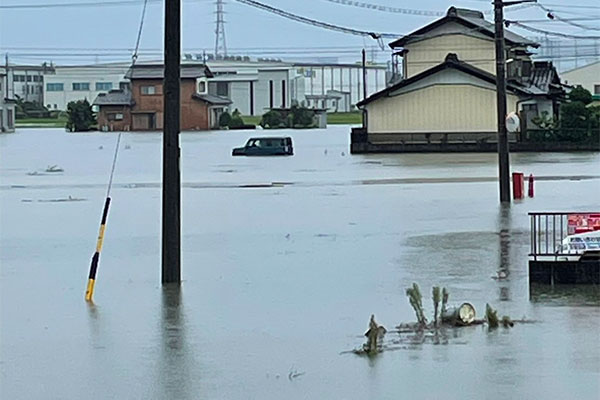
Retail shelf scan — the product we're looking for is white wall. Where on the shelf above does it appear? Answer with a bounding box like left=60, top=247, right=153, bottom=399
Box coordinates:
left=561, top=61, right=600, bottom=94
left=44, top=65, right=129, bottom=110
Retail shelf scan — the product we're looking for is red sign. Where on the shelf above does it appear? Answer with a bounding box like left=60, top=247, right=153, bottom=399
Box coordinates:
left=567, top=213, right=600, bottom=234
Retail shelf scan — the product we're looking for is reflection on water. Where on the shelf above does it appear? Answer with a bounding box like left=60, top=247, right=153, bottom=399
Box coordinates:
left=497, top=204, right=512, bottom=302
left=157, top=285, right=197, bottom=400
left=529, top=284, right=600, bottom=306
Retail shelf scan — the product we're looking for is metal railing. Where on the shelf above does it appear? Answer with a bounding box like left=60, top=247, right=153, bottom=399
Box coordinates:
left=529, top=212, right=600, bottom=260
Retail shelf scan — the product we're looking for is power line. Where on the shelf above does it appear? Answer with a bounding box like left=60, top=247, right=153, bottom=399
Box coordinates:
left=535, top=3, right=600, bottom=31
left=0, top=0, right=209, bottom=9
left=319, top=0, right=444, bottom=17
left=508, top=22, right=600, bottom=39
left=232, top=0, right=401, bottom=38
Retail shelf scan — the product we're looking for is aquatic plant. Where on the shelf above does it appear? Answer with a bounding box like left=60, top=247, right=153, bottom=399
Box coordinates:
left=485, top=303, right=499, bottom=329
left=432, top=286, right=441, bottom=326
left=406, top=283, right=427, bottom=326
left=441, top=287, right=449, bottom=316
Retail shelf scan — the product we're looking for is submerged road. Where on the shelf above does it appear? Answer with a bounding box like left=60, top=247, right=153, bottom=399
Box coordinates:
left=1, top=127, right=599, bottom=399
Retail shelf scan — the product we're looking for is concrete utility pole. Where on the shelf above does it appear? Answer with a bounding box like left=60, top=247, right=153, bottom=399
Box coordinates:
left=162, top=0, right=181, bottom=284
left=494, top=0, right=510, bottom=203
left=362, top=49, right=367, bottom=100
left=494, top=0, right=536, bottom=203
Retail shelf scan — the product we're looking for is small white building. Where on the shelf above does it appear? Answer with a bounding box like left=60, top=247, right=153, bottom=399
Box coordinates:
left=43, top=62, right=130, bottom=111
left=561, top=60, right=600, bottom=96
left=1, top=69, right=16, bottom=133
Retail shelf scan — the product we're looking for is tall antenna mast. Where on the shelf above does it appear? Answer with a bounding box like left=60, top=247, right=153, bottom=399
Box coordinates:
left=215, top=0, right=227, bottom=57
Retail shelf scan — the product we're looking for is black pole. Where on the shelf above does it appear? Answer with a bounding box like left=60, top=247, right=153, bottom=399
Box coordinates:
left=494, top=0, right=511, bottom=203
left=362, top=49, right=367, bottom=101
left=162, top=0, right=181, bottom=284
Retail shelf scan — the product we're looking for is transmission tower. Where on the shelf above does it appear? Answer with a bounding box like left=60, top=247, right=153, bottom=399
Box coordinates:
left=215, top=0, right=227, bottom=57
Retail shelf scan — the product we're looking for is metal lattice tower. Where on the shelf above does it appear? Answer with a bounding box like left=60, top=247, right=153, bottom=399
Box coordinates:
left=215, top=0, right=227, bottom=57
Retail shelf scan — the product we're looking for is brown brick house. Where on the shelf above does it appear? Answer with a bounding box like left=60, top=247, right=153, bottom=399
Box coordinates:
left=94, top=64, right=231, bottom=131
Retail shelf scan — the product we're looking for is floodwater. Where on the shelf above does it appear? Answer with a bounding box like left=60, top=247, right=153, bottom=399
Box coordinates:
left=1, top=127, right=599, bottom=399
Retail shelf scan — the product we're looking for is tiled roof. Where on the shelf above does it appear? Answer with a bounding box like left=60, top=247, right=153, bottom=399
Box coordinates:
left=389, top=6, right=538, bottom=48
left=192, top=93, right=232, bottom=105
left=93, top=89, right=133, bottom=106
left=126, top=63, right=213, bottom=79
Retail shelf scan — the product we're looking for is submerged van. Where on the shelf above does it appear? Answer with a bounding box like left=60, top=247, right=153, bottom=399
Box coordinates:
left=556, top=230, right=600, bottom=261
left=232, top=137, right=293, bottom=156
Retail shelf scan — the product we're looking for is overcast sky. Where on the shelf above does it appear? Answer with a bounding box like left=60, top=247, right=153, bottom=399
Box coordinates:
left=1, top=0, right=599, bottom=65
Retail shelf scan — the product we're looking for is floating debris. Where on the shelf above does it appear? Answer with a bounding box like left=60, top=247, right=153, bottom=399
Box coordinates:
left=124, top=144, right=131, bottom=150
left=98, top=145, right=104, bottom=150
left=363, top=314, right=386, bottom=354
left=45, top=165, right=64, bottom=173
left=442, top=303, right=477, bottom=326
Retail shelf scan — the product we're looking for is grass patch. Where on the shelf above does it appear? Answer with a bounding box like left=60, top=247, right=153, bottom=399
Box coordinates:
left=16, top=117, right=67, bottom=128
left=327, top=112, right=362, bottom=125
left=241, top=115, right=261, bottom=126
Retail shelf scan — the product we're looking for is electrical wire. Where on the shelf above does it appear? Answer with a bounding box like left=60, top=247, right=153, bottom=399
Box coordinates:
left=231, top=0, right=401, bottom=38
left=508, top=22, right=600, bottom=39
left=535, top=3, right=600, bottom=31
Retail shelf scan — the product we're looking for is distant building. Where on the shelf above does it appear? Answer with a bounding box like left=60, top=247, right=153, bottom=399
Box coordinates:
left=355, top=7, right=565, bottom=147
left=203, top=59, right=387, bottom=115
left=1, top=68, right=16, bottom=132
left=44, top=62, right=130, bottom=111
left=94, top=63, right=231, bottom=131
left=561, top=60, right=600, bottom=96
left=5, top=63, right=53, bottom=104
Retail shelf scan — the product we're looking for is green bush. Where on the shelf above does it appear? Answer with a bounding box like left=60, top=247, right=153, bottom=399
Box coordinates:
left=229, top=108, right=245, bottom=128
left=66, top=99, right=96, bottom=132
left=260, top=110, right=284, bottom=128
left=219, top=111, right=232, bottom=128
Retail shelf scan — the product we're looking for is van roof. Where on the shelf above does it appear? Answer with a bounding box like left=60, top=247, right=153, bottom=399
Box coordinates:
left=248, top=136, right=291, bottom=140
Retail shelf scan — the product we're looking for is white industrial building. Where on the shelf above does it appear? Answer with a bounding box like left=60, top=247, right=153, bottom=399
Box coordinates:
left=39, top=57, right=388, bottom=114
left=43, top=62, right=130, bottom=111
left=5, top=64, right=53, bottom=104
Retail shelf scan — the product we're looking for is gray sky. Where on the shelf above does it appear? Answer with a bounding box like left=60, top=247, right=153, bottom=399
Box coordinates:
left=1, top=0, right=599, bottom=65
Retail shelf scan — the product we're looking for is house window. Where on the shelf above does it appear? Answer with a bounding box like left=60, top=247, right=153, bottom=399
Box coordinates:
left=141, top=85, right=156, bottom=95
left=72, top=82, right=90, bottom=91
left=198, top=80, right=207, bottom=93
left=33, top=75, right=41, bottom=82
left=14, top=75, right=25, bottom=82
left=26, top=76, right=32, bottom=82
left=522, top=104, right=538, bottom=113
left=54, top=104, right=58, bottom=109
left=96, top=82, right=113, bottom=91
left=594, top=85, right=600, bottom=95
left=108, top=113, right=124, bottom=121
left=216, top=82, right=228, bottom=97
left=46, top=83, right=64, bottom=91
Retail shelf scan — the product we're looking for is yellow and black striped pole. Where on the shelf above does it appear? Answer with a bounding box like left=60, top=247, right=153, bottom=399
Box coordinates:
left=85, top=197, right=111, bottom=302
left=85, top=132, right=122, bottom=302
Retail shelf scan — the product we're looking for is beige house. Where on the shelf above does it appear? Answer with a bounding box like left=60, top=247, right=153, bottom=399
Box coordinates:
left=354, top=7, right=565, bottom=150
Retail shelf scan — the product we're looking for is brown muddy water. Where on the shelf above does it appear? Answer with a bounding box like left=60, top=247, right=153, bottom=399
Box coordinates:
left=1, top=127, right=599, bottom=399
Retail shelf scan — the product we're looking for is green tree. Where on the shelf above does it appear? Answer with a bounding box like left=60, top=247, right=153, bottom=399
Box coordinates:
left=229, top=108, right=245, bottom=128
left=568, top=85, right=592, bottom=105
left=260, top=110, right=284, bottom=128
left=66, top=99, right=96, bottom=132
left=218, top=110, right=232, bottom=128
left=558, top=86, right=598, bottom=142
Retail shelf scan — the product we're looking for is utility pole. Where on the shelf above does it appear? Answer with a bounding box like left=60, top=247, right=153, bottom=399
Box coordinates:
left=215, top=0, right=227, bottom=57
left=494, top=0, right=510, bottom=203
left=162, top=0, right=181, bottom=284
left=362, top=48, right=367, bottom=100
left=494, top=0, right=536, bottom=203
